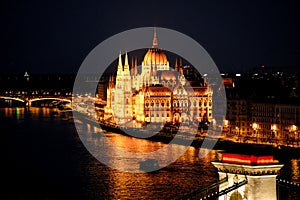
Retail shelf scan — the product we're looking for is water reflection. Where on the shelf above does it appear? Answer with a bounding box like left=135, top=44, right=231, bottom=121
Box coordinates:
left=291, top=159, right=300, bottom=183
left=1, top=107, right=59, bottom=120
left=72, top=118, right=221, bottom=198
left=79, top=139, right=219, bottom=199
left=1, top=108, right=299, bottom=199
left=107, top=134, right=165, bottom=153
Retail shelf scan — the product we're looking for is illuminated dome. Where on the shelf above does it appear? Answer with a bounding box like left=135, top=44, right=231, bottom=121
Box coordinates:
left=143, top=48, right=168, bottom=66
left=142, top=27, right=169, bottom=66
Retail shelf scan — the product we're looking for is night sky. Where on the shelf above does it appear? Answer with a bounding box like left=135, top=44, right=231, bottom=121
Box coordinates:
left=2, top=0, right=300, bottom=74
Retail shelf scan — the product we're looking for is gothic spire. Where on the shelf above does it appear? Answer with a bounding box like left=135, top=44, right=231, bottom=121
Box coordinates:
left=131, top=57, right=135, bottom=76
left=117, top=51, right=123, bottom=72
left=124, top=51, right=129, bottom=72
left=179, top=58, right=183, bottom=75
left=152, top=26, right=158, bottom=48
left=131, top=57, right=134, bottom=68
left=175, top=58, right=179, bottom=72
left=134, top=57, right=138, bottom=76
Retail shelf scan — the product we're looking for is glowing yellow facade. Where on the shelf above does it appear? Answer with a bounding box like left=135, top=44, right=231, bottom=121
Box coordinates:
left=104, top=29, right=212, bottom=127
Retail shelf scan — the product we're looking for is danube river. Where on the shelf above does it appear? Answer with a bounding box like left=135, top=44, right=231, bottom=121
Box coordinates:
left=1, top=108, right=299, bottom=199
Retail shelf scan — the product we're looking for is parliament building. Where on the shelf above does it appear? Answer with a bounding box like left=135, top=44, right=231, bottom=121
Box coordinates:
left=104, top=29, right=212, bottom=127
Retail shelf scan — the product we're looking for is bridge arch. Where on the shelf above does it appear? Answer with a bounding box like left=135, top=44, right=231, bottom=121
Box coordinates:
left=0, top=96, right=25, bottom=103
left=0, top=96, right=26, bottom=107
left=29, top=97, right=71, bottom=103
left=29, top=98, right=71, bottom=107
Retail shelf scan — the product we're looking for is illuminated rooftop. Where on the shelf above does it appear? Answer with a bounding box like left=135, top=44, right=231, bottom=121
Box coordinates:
left=212, top=153, right=283, bottom=176
left=221, top=153, right=276, bottom=166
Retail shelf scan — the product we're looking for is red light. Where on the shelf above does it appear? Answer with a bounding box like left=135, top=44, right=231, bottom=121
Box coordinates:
left=221, top=153, right=274, bottom=165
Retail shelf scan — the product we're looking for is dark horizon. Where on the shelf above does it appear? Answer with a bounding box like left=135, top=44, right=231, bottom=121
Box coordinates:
left=2, top=0, right=300, bottom=74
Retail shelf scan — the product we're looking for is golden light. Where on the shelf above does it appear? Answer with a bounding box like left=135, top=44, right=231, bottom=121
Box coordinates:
left=222, top=153, right=274, bottom=165
left=224, top=120, right=229, bottom=126
left=271, top=124, right=277, bottom=131
left=291, top=125, right=297, bottom=132
left=252, top=123, right=258, bottom=130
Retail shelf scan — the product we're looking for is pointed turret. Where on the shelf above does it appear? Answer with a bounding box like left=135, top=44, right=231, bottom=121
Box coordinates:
left=124, top=51, right=130, bottom=74
left=131, top=57, right=135, bottom=76
left=109, top=76, right=112, bottom=86
left=111, top=75, right=115, bottom=88
left=117, top=51, right=123, bottom=74
left=179, top=58, right=183, bottom=75
left=134, top=57, right=138, bottom=75
left=152, top=26, right=158, bottom=48
left=175, top=58, right=179, bottom=72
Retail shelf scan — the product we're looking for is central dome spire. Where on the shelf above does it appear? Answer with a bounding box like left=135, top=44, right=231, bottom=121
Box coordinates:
left=152, top=26, right=158, bottom=48
left=142, top=26, right=169, bottom=67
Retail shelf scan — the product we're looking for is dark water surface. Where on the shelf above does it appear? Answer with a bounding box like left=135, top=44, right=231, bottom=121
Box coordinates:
left=1, top=108, right=299, bottom=200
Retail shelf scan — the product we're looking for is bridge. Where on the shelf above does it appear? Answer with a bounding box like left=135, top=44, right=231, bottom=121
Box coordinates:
left=276, top=178, right=300, bottom=200
left=0, top=95, right=72, bottom=107
left=178, top=174, right=249, bottom=200
left=178, top=175, right=229, bottom=199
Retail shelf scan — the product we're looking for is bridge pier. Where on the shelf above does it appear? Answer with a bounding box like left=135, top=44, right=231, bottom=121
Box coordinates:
left=212, top=153, right=283, bottom=200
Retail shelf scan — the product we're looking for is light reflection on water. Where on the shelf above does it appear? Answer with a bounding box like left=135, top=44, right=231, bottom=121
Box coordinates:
left=79, top=132, right=220, bottom=199
left=77, top=118, right=219, bottom=174
left=1, top=107, right=300, bottom=199
left=291, top=159, right=300, bottom=183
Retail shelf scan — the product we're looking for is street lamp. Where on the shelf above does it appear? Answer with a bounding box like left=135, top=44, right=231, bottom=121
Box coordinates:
left=271, top=124, right=277, bottom=143
left=223, top=120, right=229, bottom=137
left=252, top=123, right=258, bottom=143
left=290, top=125, right=298, bottom=146
left=235, top=126, right=239, bottom=135
left=223, top=120, right=229, bottom=129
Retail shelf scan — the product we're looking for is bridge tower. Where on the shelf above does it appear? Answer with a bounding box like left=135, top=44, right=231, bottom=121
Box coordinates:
left=212, top=153, right=283, bottom=200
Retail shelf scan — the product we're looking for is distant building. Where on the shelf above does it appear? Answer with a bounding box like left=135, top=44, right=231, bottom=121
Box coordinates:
left=225, top=75, right=300, bottom=144
left=252, top=102, right=300, bottom=141
left=227, top=96, right=251, bottom=136
left=97, top=81, right=107, bottom=100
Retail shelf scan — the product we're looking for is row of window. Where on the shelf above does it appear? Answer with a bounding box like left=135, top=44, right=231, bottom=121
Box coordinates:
left=146, top=113, right=170, bottom=118
left=253, top=118, right=276, bottom=123
left=144, top=101, right=212, bottom=107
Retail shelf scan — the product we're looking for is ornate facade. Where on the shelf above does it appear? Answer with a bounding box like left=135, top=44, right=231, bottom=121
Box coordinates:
left=104, top=29, right=212, bottom=127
